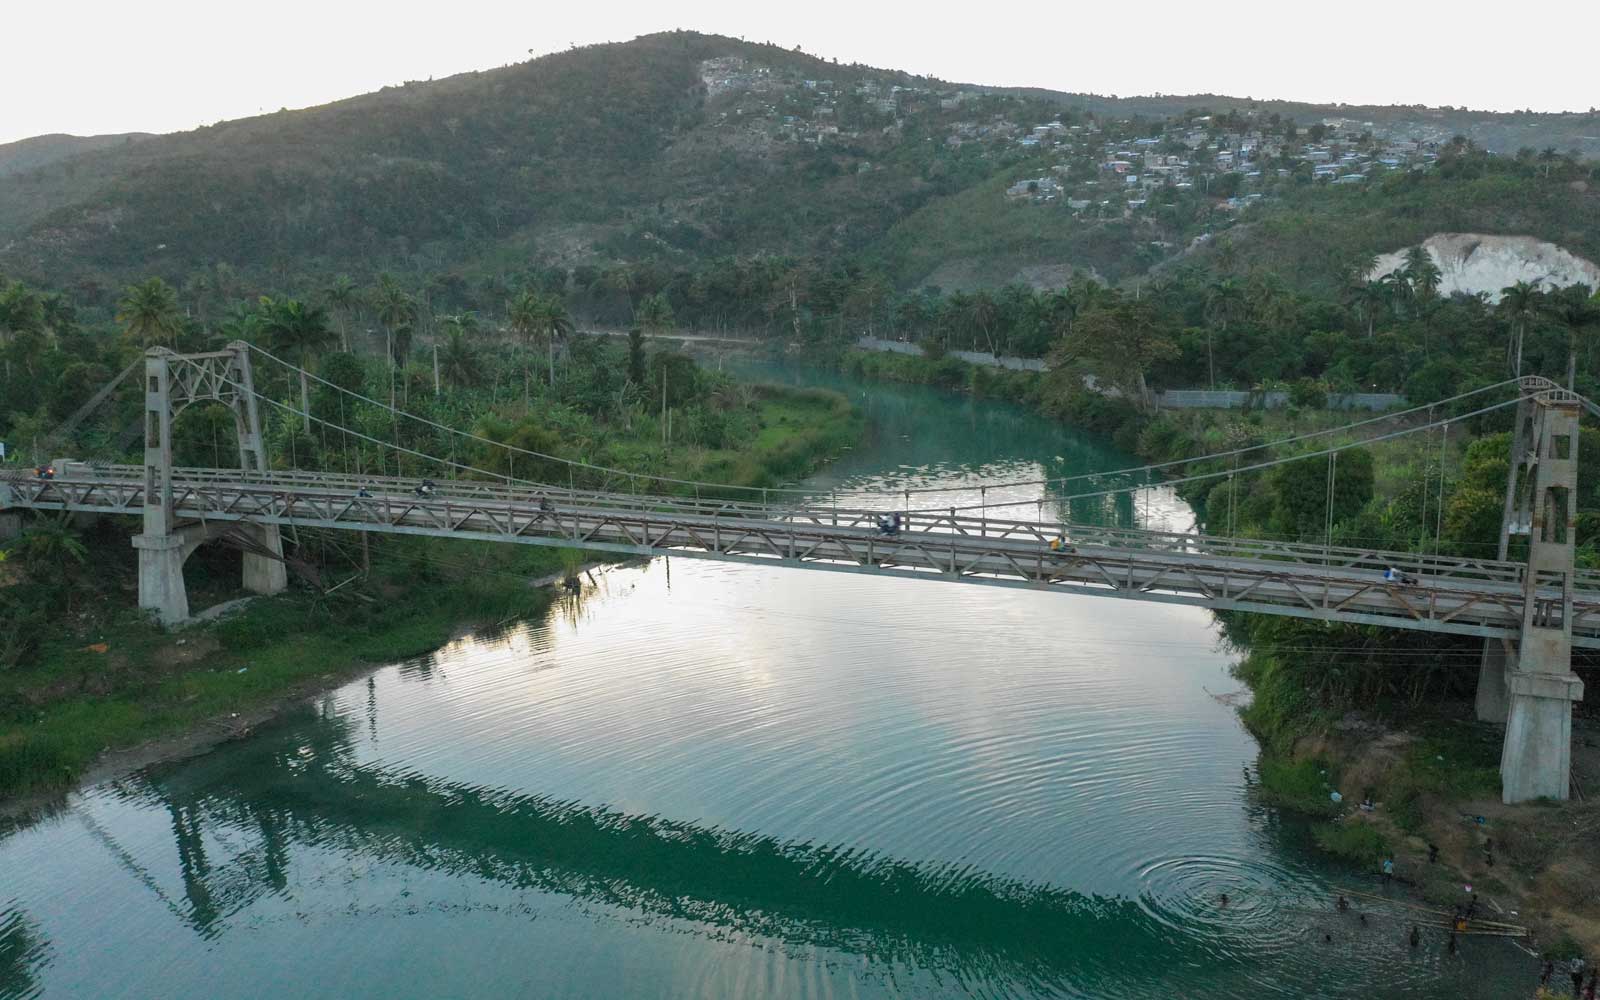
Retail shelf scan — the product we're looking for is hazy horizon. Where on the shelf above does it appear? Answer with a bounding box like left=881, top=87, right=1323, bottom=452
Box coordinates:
left=6, top=1, right=1599, bottom=145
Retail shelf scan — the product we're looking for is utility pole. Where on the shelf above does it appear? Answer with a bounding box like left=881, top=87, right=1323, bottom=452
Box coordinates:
left=433, top=343, right=440, bottom=398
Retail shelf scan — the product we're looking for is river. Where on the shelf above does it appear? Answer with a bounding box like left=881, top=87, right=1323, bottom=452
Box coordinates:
left=0, top=367, right=1531, bottom=999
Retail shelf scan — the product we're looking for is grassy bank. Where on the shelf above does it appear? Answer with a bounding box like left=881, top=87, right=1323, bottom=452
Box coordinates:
left=0, top=381, right=863, bottom=805
left=0, top=538, right=565, bottom=803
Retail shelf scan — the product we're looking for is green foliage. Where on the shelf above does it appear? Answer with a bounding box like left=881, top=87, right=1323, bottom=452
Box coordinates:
left=1268, top=448, right=1374, bottom=540
left=1312, top=822, right=1390, bottom=865
left=1255, top=755, right=1343, bottom=817
left=1381, top=722, right=1502, bottom=832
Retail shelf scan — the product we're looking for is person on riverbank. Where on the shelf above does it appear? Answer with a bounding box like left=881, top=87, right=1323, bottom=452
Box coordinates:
left=1572, top=956, right=1588, bottom=997
left=1448, top=931, right=1458, bottom=955
left=1542, top=959, right=1554, bottom=986
left=1409, top=925, right=1421, bottom=948
left=1336, top=894, right=1349, bottom=912
left=1382, top=858, right=1394, bottom=884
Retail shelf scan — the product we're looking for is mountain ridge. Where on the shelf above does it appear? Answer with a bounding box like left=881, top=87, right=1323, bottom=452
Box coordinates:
left=1, top=30, right=1596, bottom=304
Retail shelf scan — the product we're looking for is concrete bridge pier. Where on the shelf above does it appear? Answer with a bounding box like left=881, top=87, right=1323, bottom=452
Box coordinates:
left=1497, top=393, right=1585, bottom=803
left=241, top=524, right=288, bottom=596
left=1501, top=626, right=1584, bottom=802
left=1474, top=640, right=1511, bottom=723
left=135, top=521, right=288, bottom=625
left=134, top=531, right=192, bottom=625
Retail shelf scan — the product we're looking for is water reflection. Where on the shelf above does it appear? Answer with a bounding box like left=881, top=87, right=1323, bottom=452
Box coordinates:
left=0, top=367, right=1533, bottom=999
left=89, top=711, right=1189, bottom=990
left=0, top=907, right=48, bottom=1000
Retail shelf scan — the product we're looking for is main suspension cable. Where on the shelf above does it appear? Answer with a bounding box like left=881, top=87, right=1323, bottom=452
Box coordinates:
left=244, top=343, right=1529, bottom=502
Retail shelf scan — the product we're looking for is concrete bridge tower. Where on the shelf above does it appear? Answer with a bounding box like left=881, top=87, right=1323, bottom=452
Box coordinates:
left=133, top=342, right=286, bottom=624
left=1478, top=387, right=1586, bottom=802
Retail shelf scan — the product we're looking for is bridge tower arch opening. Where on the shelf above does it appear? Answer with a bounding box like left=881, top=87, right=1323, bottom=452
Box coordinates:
left=134, top=342, right=286, bottom=625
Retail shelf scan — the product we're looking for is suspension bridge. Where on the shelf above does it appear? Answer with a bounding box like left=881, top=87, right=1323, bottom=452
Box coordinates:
left=0, top=343, right=1589, bottom=803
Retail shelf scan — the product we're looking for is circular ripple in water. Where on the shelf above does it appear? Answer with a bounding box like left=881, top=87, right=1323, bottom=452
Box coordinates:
left=1136, top=854, right=1320, bottom=955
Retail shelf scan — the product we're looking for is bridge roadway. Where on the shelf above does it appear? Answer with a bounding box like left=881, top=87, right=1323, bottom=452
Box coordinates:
left=8, top=463, right=1600, bottom=648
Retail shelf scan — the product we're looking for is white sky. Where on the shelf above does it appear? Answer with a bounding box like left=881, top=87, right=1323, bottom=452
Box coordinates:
left=5, top=0, right=1598, bottom=145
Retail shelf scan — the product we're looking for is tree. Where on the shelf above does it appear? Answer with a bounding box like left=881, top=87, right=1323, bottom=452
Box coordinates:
left=372, top=275, right=417, bottom=368
left=1269, top=449, right=1375, bottom=541
left=0, top=281, right=45, bottom=347
left=627, top=328, right=647, bottom=387
left=536, top=294, right=574, bottom=386
left=1203, top=278, right=1246, bottom=387
left=1403, top=246, right=1442, bottom=301
left=507, top=289, right=541, bottom=348
left=1344, top=280, right=1389, bottom=340
left=635, top=293, right=676, bottom=337
left=1543, top=283, right=1600, bottom=389
left=11, top=520, right=89, bottom=610
left=1048, top=301, right=1177, bottom=412
left=116, top=277, right=182, bottom=347
left=440, top=312, right=480, bottom=339
left=324, top=274, right=359, bottom=351
left=437, top=330, right=483, bottom=388
left=257, top=297, right=335, bottom=433
left=1498, top=280, right=1541, bottom=376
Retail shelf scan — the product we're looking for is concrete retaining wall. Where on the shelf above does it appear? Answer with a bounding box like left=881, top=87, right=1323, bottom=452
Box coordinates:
left=853, top=337, right=1404, bottom=411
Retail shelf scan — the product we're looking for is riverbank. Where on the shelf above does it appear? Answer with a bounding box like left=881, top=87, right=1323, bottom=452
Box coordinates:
left=1243, top=694, right=1600, bottom=961
left=828, top=343, right=1600, bottom=968
left=0, top=383, right=863, bottom=808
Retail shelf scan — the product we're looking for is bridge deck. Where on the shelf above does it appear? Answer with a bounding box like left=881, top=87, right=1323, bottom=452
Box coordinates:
left=7, top=466, right=1598, bottom=648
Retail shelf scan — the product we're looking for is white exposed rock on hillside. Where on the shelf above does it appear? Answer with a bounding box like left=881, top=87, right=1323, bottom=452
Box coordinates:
left=1369, top=234, right=1600, bottom=304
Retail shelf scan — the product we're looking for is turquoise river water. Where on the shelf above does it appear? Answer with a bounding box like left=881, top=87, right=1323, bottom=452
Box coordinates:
left=1, top=367, right=1533, bottom=998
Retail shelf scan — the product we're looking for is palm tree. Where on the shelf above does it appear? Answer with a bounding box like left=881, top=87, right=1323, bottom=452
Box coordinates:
left=506, top=290, right=541, bottom=346
left=440, top=312, right=480, bottom=339
left=437, top=330, right=483, bottom=388
left=536, top=294, right=574, bottom=385
left=1344, top=279, right=1389, bottom=340
left=1381, top=270, right=1412, bottom=318
left=1498, top=280, right=1542, bottom=376
left=964, top=289, right=1000, bottom=354
left=117, top=277, right=183, bottom=347
left=1203, top=278, right=1245, bottom=387
left=1542, top=284, right=1600, bottom=389
left=258, top=297, right=335, bottom=432
left=324, top=275, right=359, bottom=351
left=1403, top=246, right=1442, bottom=301
left=372, top=275, right=417, bottom=370
left=635, top=293, right=675, bottom=337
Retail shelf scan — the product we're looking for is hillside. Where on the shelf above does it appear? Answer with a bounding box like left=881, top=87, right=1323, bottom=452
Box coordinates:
left=0, top=132, right=151, bottom=178
left=2, top=31, right=1598, bottom=307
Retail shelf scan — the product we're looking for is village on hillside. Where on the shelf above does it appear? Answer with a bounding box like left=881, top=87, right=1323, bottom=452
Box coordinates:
left=697, top=54, right=1470, bottom=228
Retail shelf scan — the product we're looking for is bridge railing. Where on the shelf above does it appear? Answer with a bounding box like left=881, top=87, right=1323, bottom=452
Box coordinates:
left=29, top=463, right=1579, bottom=593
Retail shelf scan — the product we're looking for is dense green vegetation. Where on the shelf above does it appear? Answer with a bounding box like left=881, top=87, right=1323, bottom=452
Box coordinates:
left=0, top=267, right=861, bottom=801
left=3, top=31, right=1598, bottom=322
left=3, top=28, right=1599, bottom=828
